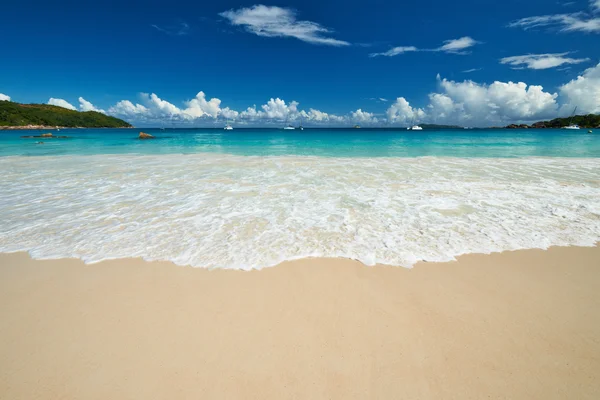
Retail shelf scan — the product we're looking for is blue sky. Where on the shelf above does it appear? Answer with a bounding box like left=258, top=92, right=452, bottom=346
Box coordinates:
left=1, top=0, right=599, bottom=126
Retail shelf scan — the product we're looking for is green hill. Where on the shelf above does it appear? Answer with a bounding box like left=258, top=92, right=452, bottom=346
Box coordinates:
left=0, top=101, right=132, bottom=128
left=507, top=114, right=600, bottom=129
left=533, top=114, right=600, bottom=129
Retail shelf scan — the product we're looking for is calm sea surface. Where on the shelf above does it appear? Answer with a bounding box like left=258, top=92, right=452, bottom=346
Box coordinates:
left=1, top=128, right=599, bottom=157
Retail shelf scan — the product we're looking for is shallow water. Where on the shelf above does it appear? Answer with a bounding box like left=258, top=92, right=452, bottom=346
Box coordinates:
left=1, top=151, right=599, bottom=269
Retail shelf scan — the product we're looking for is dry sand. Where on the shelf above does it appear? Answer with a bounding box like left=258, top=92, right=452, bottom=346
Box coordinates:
left=1, top=246, right=599, bottom=399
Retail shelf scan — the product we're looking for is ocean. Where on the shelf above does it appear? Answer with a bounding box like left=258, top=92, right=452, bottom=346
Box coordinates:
left=1, top=127, right=599, bottom=269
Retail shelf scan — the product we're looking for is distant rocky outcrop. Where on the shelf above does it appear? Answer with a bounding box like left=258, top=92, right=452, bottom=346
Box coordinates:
left=139, top=132, right=154, bottom=139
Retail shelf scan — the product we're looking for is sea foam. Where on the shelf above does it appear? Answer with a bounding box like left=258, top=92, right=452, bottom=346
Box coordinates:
left=1, top=154, right=599, bottom=269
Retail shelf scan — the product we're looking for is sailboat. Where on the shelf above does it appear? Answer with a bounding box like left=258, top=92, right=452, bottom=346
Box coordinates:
left=297, top=117, right=304, bottom=130
left=563, top=106, right=580, bottom=130
left=224, top=119, right=233, bottom=130
left=283, top=117, right=295, bottom=130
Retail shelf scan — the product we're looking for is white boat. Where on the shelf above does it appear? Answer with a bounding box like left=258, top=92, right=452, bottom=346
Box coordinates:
left=283, top=125, right=295, bottom=130
left=297, top=117, right=304, bottom=130
left=406, top=117, right=422, bottom=130
left=563, top=106, right=580, bottom=130
left=224, top=119, right=233, bottom=130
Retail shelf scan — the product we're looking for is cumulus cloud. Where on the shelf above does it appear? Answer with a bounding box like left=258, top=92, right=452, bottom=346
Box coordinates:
left=297, top=108, right=344, bottom=122
left=260, top=97, right=293, bottom=119
left=386, top=98, right=426, bottom=124
left=219, top=5, right=349, bottom=46
left=500, top=52, right=589, bottom=70
left=351, top=109, right=378, bottom=123
left=102, top=65, right=599, bottom=127
left=108, top=100, right=149, bottom=117
left=78, top=97, right=105, bottom=113
left=559, top=62, right=600, bottom=114
left=383, top=75, right=560, bottom=126
left=108, top=91, right=229, bottom=122
left=48, top=98, right=76, bottom=110
left=0, top=93, right=10, bottom=101
left=182, top=91, right=223, bottom=118
left=370, top=37, right=479, bottom=57
left=105, top=92, right=342, bottom=126
left=436, top=76, right=558, bottom=123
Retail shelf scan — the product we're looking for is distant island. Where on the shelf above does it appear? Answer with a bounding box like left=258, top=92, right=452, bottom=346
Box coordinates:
left=0, top=101, right=132, bottom=129
left=419, top=124, right=463, bottom=129
left=506, top=114, right=600, bottom=129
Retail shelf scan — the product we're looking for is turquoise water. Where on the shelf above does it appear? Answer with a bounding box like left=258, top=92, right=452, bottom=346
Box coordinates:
left=2, top=127, right=600, bottom=269
left=1, top=128, right=599, bottom=157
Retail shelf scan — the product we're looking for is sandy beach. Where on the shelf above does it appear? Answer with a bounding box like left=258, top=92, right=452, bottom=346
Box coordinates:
left=1, top=246, right=599, bottom=399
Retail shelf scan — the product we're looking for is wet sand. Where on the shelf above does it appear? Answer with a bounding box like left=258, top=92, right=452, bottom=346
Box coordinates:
left=1, top=246, right=599, bottom=399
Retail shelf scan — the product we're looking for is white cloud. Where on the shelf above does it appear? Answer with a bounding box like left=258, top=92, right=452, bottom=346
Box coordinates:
left=0, top=93, right=10, bottom=101
left=103, top=66, right=598, bottom=127
left=304, top=108, right=329, bottom=121
left=509, top=13, right=600, bottom=33
left=141, top=93, right=181, bottom=117
left=509, top=1, right=600, bottom=33
left=384, top=75, right=560, bottom=126
left=240, top=105, right=261, bottom=120
left=219, top=5, right=349, bottom=46
left=437, top=37, right=479, bottom=54
left=462, top=68, right=482, bottom=73
left=108, top=100, right=149, bottom=117
left=220, top=107, right=239, bottom=119
left=369, top=46, right=418, bottom=57
left=182, top=91, right=222, bottom=118
left=500, top=52, right=589, bottom=70
left=370, top=37, right=479, bottom=57
left=262, top=98, right=290, bottom=119
left=559, top=62, right=600, bottom=114
left=437, top=77, right=558, bottom=123
left=351, top=109, right=377, bottom=123
left=386, top=98, right=426, bottom=124
left=427, top=93, right=464, bottom=122
left=108, top=92, right=228, bottom=122
left=78, top=97, right=105, bottom=113
left=48, top=98, right=76, bottom=110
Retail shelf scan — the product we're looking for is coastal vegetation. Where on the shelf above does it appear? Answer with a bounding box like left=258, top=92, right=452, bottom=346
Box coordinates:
left=506, top=114, right=600, bottom=129
left=0, top=101, right=131, bottom=128
left=419, top=123, right=463, bottom=129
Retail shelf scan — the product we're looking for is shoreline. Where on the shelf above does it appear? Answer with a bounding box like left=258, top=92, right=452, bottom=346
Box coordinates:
left=2, top=245, right=600, bottom=399
left=2, top=241, right=599, bottom=270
